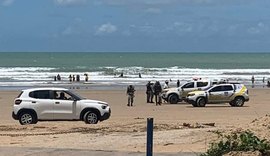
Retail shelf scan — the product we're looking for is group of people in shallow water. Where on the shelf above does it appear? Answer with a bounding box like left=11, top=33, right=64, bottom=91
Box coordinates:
left=54, top=73, right=89, bottom=82
left=126, top=79, right=180, bottom=107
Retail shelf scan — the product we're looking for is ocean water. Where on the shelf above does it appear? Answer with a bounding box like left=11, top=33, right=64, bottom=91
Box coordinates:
left=0, top=52, right=269, bottom=89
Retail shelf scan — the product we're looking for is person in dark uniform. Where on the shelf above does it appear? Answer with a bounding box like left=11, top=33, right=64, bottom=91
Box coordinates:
left=126, top=85, right=136, bottom=106
left=146, top=81, right=154, bottom=103
left=153, top=81, right=162, bottom=105
left=177, top=79, right=180, bottom=87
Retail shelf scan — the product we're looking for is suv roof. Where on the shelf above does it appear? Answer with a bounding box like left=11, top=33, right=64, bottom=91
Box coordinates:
left=22, top=87, right=69, bottom=92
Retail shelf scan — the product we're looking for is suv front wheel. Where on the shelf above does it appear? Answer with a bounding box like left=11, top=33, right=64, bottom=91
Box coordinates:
left=83, top=111, right=99, bottom=124
left=19, top=112, right=37, bottom=125
left=196, top=97, right=206, bottom=107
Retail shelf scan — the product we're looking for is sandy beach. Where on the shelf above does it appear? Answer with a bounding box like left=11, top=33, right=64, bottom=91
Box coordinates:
left=0, top=87, right=270, bottom=155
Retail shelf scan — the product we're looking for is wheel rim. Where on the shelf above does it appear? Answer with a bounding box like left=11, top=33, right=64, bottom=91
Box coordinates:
left=87, top=113, right=98, bottom=124
left=235, top=98, right=243, bottom=106
left=198, top=98, right=205, bottom=106
left=21, top=114, right=32, bottom=125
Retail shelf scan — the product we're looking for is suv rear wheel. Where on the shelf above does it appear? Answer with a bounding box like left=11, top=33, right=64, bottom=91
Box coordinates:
left=168, top=94, right=179, bottom=104
left=234, top=97, right=245, bottom=107
left=83, top=111, right=99, bottom=124
left=19, top=112, right=37, bottom=125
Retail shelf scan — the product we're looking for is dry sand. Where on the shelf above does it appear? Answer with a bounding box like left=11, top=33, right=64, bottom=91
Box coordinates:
left=0, top=88, right=270, bottom=154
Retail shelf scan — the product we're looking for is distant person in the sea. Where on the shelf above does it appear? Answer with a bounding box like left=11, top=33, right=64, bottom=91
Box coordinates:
left=177, top=79, right=180, bottom=87
left=126, top=85, right=136, bottom=107
left=119, top=72, right=124, bottom=78
left=76, top=75, right=80, bottom=82
left=72, top=75, right=75, bottom=82
left=146, top=81, right=154, bottom=103
left=267, top=80, right=270, bottom=88
left=69, top=74, right=72, bottom=82
left=153, top=81, right=162, bottom=106
left=139, top=73, right=142, bottom=78
left=251, top=75, right=255, bottom=88
left=57, top=74, right=61, bottom=81
left=84, top=73, right=89, bottom=82
left=54, top=76, right=57, bottom=81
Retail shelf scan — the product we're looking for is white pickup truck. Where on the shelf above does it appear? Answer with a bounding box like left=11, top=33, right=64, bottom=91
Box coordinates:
left=162, top=80, right=214, bottom=104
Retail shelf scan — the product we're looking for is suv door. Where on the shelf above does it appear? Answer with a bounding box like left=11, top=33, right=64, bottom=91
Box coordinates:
left=222, top=85, right=234, bottom=102
left=52, top=90, right=76, bottom=120
left=29, top=90, right=54, bottom=120
left=208, top=86, right=225, bottom=103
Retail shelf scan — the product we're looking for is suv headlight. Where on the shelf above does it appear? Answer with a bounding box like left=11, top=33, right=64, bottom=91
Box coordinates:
left=101, top=105, right=107, bottom=109
left=187, top=93, right=195, bottom=97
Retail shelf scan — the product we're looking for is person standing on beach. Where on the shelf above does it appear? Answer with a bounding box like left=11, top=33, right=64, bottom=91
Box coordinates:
left=251, top=75, right=255, bottom=88
left=126, top=85, right=136, bottom=106
left=177, top=79, right=180, bottom=87
left=263, top=77, right=265, bottom=88
left=153, top=81, right=162, bottom=105
left=146, top=81, right=154, bottom=103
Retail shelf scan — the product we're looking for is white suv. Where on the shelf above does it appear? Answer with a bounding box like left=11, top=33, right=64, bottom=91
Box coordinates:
left=186, top=83, right=249, bottom=107
left=12, top=88, right=111, bottom=125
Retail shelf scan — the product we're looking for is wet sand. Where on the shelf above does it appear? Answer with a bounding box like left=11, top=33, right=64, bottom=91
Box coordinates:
left=0, top=88, right=270, bottom=155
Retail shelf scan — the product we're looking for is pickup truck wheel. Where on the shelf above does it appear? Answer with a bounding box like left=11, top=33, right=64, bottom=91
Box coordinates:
left=196, top=97, right=206, bottom=107
left=168, top=94, right=179, bottom=104
left=234, top=97, right=244, bottom=107
left=84, top=111, right=99, bottom=124
left=19, top=112, right=37, bottom=125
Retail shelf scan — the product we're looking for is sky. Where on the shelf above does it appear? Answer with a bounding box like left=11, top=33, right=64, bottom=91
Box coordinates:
left=0, top=0, right=270, bottom=52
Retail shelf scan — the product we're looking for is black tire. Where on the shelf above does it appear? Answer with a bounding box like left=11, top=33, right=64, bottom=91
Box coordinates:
left=18, top=112, right=37, bottom=125
left=168, top=94, right=179, bottom=104
left=83, top=111, right=99, bottom=124
left=196, top=97, right=206, bottom=107
left=229, top=101, right=236, bottom=107
left=192, top=102, right=198, bottom=107
left=234, top=97, right=245, bottom=107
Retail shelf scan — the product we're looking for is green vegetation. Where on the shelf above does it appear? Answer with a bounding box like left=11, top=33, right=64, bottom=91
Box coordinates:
left=201, top=130, right=270, bottom=156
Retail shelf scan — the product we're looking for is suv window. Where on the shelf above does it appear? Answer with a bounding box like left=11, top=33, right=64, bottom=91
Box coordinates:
left=182, top=82, right=194, bottom=88
left=29, top=90, right=51, bottom=99
left=209, top=86, right=223, bottom=92
left=197, top=82, right=208, bottom=87
left=223, top=85, right=233, bottom=91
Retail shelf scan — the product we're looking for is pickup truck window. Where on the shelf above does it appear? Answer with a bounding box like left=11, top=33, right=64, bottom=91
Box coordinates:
left=197, top=82, right=208, bottom=87
left=182, top=82, right=194, bottom=88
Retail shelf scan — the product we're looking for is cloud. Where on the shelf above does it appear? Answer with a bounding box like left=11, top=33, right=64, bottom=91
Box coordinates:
left=96, top=23, right=117, bottom=35
left=145, top=8, right=162, bottom=14
left=1, top=0, right=14, bottom=6
left=247, top=22, right=269, bottom=34
left=54, top=0, right=86, bottom=6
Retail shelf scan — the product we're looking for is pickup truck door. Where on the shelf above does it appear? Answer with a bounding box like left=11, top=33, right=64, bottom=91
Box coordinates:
left=181, top=82, right=195, bottom=97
